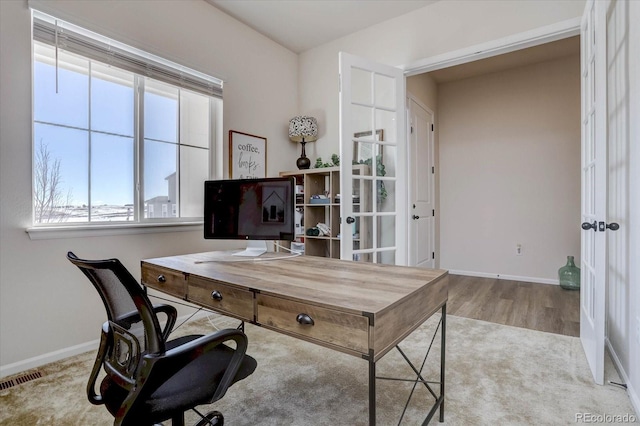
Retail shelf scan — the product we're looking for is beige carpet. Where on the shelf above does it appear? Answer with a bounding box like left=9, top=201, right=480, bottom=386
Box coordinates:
left=0, top=314, right=636, bottom=425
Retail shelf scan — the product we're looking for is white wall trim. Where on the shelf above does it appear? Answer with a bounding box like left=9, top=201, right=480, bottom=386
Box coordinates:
left=26, top=222, right=203, bottom=240
left=0, top=311, right=211, bottom=379
left=448, top=269, right=559, bottom=285
left=0, top=338, right=100, bottom=379
left=606, top=339, right=640, bottom=418
left=402, top=16, right=581, bottom=76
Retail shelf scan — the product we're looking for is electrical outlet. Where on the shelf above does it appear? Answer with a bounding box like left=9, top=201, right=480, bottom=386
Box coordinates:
left=516, top=244, right=523, bottom=256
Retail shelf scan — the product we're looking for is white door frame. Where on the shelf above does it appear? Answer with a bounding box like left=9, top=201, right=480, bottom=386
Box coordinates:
left=403, top=17, right=581, bottom=76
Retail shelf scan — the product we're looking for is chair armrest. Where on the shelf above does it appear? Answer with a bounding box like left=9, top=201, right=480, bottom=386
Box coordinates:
left=152, top=304, right=177, bottom=341
left=86, top=322, right=111, bottom=405
left=141, top=329, right=249, bottom=401
left=117, top=304, right=177, bottom=341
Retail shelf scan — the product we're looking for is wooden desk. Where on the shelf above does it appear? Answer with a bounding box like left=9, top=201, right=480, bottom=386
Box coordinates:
left=141, top=251, right=448, bottom=425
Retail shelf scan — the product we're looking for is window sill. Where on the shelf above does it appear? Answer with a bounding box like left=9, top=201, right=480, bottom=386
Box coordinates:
left=26, top=221, right=203, bottom=240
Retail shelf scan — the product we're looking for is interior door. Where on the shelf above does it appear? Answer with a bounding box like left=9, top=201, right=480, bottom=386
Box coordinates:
left=339, top=52, right=407, bottom=265
left=580, top=0, right=607, bottom=385
left=408, top=96, right=435, bottom=268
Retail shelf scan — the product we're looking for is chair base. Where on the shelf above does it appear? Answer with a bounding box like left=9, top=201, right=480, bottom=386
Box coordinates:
left=194, top=411, right=224, bottom=426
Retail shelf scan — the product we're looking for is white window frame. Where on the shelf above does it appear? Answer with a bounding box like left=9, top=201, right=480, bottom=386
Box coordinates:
left=27, top=11, right=223, bottom=239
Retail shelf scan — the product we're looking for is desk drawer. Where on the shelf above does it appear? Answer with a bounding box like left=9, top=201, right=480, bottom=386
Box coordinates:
left=188, top=276, right=253, bottom=321
left=256, top=294, right=369, bottom=354
left=142, top=264, right=186, bottom=299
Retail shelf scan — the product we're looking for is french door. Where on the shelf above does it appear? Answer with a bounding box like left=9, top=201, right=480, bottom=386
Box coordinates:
left=338, top=52, right=407, bottom=265
left=580, top=0, right=607, bottom=385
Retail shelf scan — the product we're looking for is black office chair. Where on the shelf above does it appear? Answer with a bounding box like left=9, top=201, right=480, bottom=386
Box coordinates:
left=67, top=252, right=257, bottom=426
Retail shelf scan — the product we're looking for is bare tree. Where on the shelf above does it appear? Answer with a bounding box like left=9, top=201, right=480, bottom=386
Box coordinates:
left=34, top=140, right=72, bottom=223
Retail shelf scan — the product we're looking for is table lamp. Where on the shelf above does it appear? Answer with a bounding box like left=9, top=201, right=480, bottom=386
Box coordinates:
left=289, top=116, right=318, bottom=169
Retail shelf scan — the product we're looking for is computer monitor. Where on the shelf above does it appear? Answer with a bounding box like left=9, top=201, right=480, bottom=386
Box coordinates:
left=204, top=177, right=296, bottom=256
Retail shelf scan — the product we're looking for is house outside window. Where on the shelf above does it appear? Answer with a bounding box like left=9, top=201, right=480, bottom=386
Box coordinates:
left=31, top=12, right=222, bottom=227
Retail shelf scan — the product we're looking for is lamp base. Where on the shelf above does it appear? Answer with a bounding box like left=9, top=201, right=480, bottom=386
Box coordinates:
left=296, top=156, right=310, bottom=170
left=296, top=141, right=311, bottom=169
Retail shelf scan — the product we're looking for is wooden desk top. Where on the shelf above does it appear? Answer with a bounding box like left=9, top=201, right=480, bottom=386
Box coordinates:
left=142, top=251, right=448, bottom=317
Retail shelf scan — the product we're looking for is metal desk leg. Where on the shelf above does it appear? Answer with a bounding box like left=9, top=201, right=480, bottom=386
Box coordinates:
left=369, top=358, right=376, bottom=425
left=369, top=303, right=446, bottom=425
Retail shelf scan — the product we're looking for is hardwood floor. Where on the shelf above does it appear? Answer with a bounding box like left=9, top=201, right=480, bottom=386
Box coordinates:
left=447, top=274, right=580, bottom=337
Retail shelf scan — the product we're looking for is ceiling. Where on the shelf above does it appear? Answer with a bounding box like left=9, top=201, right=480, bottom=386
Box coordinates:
left=429, top=36, right=580, bottom=83
left=205, top=1, right=579, bottom=82
left=206, top=0, right=437, bottom=53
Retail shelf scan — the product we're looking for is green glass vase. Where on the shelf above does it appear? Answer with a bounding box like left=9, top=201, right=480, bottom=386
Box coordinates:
left=558, top=255, right=580, bottom=290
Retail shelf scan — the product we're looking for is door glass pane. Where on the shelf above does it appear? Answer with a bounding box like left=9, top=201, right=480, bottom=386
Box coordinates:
left=376, top=251, right=395, bottom=265
left=353, top=163, right=372, bottom=182
left=91, top=63, right=134, bottom=136
left=377, top=216, right=395, bottom=249
left=33, top=44, right=89, bottom=129
left=351, top=68, right=371, bottom=104
left=589, top=166, right=595, bottom=214
left=379, top=144, right=396, bottom=178
left=352, top=105, right=373, bottom=141
left=590, top=60, right=596, bottom=104
left=589, top=114, right=596, bottom=161
left=353, top=178, right=373, bottom=213
left=33, top=123, right=88, bottom=223
left=180, top=145, right=208, bottom=217
left=356, top=215, right=373, bottom=250
left=144, top=79, right=178, bottom=143
left=91, top=133, right=134, bottom=221
left=376, top=109, right=396, bottom=144
left=374, top=73, right=395, bottom=109
left=144, top=140, right=177, bottom=218
left=180, top=90, right=210, bottom=149
left=378, top=180, right=395, bottom=212
left=353, top=141, right=375, bottom=177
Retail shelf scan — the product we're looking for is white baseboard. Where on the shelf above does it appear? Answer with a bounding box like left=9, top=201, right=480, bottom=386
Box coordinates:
left=448, top=269, right=559, bottom=285
left=0, top=311, right=211, bottom=379
left=0, top=339, right=100, bottom=379
left=606, top=339, right=640, bottom=418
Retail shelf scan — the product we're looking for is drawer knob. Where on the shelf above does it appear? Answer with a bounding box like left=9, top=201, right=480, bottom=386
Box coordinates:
left=296, top=313, right=314, bottom=326
left=211, top=290, right=223, bottom=301
left=157, top=275, right=166, bottom=283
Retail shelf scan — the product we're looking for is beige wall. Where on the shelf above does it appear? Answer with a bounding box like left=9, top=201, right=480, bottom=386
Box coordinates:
left=299, top=0, right=583, bottom=280
left=407, top=73, right=438, bottom=112
left=438, top=55, right=581, bottom=281
left=0, top=0, right=298, bottom=372
left=299, top=0, right=584, bottom=163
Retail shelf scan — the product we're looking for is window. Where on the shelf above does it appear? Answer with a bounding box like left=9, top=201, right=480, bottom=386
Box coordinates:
left=31, top=12, right=222, bottom=226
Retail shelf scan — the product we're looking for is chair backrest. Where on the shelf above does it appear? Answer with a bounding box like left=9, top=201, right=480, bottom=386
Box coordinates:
left=67, top=252, right=165, bottom=355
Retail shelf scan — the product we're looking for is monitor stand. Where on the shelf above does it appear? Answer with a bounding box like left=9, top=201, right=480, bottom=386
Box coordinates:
left=233, top=240, right=268, bottom=257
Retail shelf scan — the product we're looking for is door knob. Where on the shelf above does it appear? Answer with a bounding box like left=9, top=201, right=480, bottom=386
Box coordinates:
left=606, top=222, right=620, bottom=231
left=412, top=215, right=420, bottom=220
left=346, top=217, right=355, bottom=224
left=581, top=221, right=597, bottom=231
